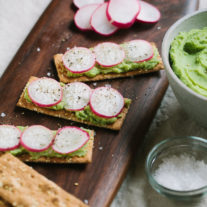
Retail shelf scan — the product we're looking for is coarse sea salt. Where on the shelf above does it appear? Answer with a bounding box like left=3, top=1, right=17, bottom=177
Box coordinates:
left=153, top=154, right=207, bottom=191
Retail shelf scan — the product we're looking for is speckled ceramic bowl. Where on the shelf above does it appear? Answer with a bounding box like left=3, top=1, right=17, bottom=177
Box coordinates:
left=162, top=10, right=207, bottom=128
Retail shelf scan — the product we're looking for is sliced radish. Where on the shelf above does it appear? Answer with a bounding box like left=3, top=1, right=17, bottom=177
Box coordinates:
left=52, top=127, right=89, bottom=154
left=63, top=82, right=91, bottom=111
left=0, top=125, right=21, bottom=151
left=90, top=3, right=118, bottom=36
left=73, top=0, right=104, bottom=8
left=93, top=42, right=125, bottom=67
left=20, top=125, right=54, bottom=152
left=122, top=39, right=153, bottom=62
left=62, top=47, right=95, bottom=73
left=28, top=77, right=63, bottom=107
left=90, top=87, right=124, bottom=118
left=74, top=4, right=100, bottom=31
left=106, top=0, right=140, bottom=28
left=136, top=1, right=161, bottom=23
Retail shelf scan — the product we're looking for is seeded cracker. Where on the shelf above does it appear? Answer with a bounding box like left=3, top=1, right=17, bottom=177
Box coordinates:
left=0, top=153, right=88, bottom=207
left=54, top=43, right=164, bottom=83
left=17, top=76, right=131, bottom=130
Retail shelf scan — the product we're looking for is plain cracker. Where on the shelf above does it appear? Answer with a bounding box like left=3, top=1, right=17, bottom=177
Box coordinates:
left=16, top=76, right=131, bottom=130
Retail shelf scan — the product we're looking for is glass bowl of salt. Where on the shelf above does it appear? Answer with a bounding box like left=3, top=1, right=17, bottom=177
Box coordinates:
left=146, top=136, right=207, bottom=200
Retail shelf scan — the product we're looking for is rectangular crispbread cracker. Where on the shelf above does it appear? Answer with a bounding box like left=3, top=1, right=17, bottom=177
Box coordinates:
left=15, top=132, right=94, bottom=164
left=16, top=76, right=131, bottom=130
left=0, top=153, right=88, bottom=207
left=54, top=43, right=164, bottom=83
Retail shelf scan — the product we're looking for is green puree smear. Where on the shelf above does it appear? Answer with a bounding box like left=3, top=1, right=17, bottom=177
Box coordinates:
left=9, top=126, right=90, bottom=160
left=75, top=99, right=131, bottom=125
left=24, top=89, right=131, bottom=126
left=66, top=47, right=160, bottom=78
left=170, top=27, right=207, bottom=97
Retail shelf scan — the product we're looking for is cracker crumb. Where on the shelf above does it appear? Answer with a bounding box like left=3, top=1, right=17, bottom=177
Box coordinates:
left=105, top=84, right=111, bottom=88
left=84, top=199, right=88, bottom=204
left=157, top=26, right=161, bottom=30
left=98, top=146, right=103, bottom=151
left=57, top=123, right=62, bottom=128
left=74, top=182, right=79, bottom=186
left=21, top=112, right=24, bottom=115
left=112, top=154, right=114, bottom=157
left=0, top=112, right=6, bottom=117
left=37, top=47, right=41, bottom=52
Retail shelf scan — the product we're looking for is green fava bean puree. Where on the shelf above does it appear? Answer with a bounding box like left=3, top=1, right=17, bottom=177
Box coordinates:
left=9, top=126, right=89, bottom=159
left=24, top=89, right=131, bottom=125
left=170, top=27, right=207, bottom=97
left=66, top=47, right=160, bottom=78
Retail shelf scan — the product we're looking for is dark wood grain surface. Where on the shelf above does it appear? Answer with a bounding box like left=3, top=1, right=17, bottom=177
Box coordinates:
left=0, top=0, right=196, bottom=206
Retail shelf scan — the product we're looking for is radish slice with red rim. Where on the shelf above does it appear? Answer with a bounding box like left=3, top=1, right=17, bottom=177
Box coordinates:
left=73, top=0, right=104, bottom=8
left=106, top=0, right=141, bottom=28
left=63, top=82, right=91, bottom=111
left=90, top=87, right=124, bottom=118
left=20, top=125, right=54, bottom=152
left=90, top=3, right=118, bottom=36
left=28, top=78, right=63, bottom=107
left=93, top=42, right=125, bottom=67
left=136, top=1, right=161, bottom=23
left=122, top=39, right=153, bottom=63
left=52, top=127, right=89, bottom=154
left=74, top=4, right=100, bottom=31
left=0, top=125, right=21, bottom=151
left=62, top=47, right=95, bottom=73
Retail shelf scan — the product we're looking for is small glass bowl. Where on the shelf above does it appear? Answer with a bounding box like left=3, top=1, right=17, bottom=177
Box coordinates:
left=146, top=136, right=207, bottom=200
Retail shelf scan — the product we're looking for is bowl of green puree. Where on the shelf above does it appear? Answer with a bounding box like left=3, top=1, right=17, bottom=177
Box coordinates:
left=162, top=10, right=207, bottom=127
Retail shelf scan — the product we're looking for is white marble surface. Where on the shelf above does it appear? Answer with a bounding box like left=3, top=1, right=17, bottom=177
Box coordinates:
left=1, top=1, right=207, bottom=207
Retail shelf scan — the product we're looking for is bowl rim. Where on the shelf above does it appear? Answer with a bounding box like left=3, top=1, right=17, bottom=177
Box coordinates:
left=146, top=136, right=207, bottom=197
left=162, top=9, right=207, bottom=101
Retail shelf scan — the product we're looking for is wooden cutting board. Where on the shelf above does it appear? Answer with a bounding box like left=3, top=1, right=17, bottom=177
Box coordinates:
left=0, top=0, right=196, bottom=206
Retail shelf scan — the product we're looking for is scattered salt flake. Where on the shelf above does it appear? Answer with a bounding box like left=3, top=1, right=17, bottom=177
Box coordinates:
left=37, top=47, right=41, bottom=52
left=105, top=84, right=111, bottom=88
left=0, top=112, right=6, bottom=117
left=153, top=154, right=207, bottom=191
left=84, top=200, right=88, bottom=204
left=74, top=182, right=79, bottom=186
left=98, top=146, right=103, bottom=151
left=67, top=47, right=70, bottom=51
left=93, top=82, right=97, bottom=86
left=47, top=72, right=51, bottom=77
left=157, top=26, right=161, bottom=30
